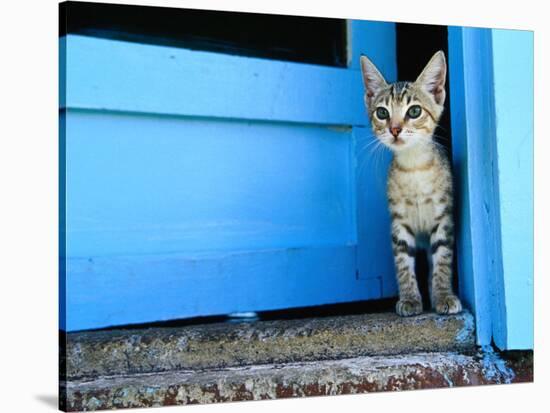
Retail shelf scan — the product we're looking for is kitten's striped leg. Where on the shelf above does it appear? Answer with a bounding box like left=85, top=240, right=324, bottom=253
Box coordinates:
left=430, top=214, right=462, bottom=314
left=391, top=219, right=423, bottom=317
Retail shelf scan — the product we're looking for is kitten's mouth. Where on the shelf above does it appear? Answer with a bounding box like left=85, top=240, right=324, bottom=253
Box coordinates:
left=392, top=137, right=405, bottom=145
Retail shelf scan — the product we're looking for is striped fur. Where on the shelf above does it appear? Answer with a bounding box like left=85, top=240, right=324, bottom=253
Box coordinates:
left=361, top=51, right=462, bottom=317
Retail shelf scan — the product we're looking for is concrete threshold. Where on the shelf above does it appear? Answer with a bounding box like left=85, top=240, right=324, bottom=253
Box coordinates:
left=61, top=311, right=533, bottom=411
left=64, top=311, right=475, bottom=379
left=60, top=349, right=532, bottom=411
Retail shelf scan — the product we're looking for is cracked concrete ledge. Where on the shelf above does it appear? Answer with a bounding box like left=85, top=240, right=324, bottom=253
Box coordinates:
left=64, top=311, right=475, bottom=379
left=60, top=349, right=532, bottom=411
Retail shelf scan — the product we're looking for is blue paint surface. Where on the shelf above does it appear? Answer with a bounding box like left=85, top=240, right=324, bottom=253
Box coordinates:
left=66, top=246, right=382, bottom=331
left=349, top=21, right=397, bottom=295
left=449, top=27, right=498, bottom=346
left=61, top=23, right=533, bottom=339
left=63, top=35, right=368, bottom=126
left=491, top=29, right=534, bottom=350
left=65, top=111, right=356, bottom=257
left=449, top=27, right=533, bottom=350
left=60, top=22, right=398, bottom=331
left=347, top=20, right=397, bottom=82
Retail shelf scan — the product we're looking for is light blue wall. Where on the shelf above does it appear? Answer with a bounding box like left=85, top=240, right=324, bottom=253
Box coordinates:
left=491, top=29, right=534, bottom=349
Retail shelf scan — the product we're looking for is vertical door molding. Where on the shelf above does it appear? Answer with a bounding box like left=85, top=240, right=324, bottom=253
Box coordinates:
left=348, top=21, right=398, bottom=295
left=449, top=27, right=533, bottom=349
left=448, top=27, right=502, bottom=346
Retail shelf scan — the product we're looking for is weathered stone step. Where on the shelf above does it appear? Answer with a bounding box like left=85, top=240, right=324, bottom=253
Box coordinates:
left=64, top=311, right=475, bottom=379
left=60, top=349, right=532, bottom=411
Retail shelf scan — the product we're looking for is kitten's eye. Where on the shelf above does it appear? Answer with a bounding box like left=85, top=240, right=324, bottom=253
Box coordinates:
left=407, top=105, right=422, bottom=119
left=376, top=107, right=389, bottom=120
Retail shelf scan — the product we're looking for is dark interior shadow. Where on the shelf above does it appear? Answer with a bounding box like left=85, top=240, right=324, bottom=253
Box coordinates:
left=34, top=394, right=58, bottom=410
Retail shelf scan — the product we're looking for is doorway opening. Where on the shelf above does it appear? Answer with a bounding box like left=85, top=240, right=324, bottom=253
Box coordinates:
left=60, top=1, right=347, bottom=67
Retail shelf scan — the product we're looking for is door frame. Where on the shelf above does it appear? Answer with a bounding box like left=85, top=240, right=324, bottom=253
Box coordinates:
left=448, top=27, right=533, bottom=350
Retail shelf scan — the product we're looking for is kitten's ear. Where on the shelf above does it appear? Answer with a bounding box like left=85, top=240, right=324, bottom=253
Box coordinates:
left=360, top=55, right=388, bottom=107
left=415, top=51, right=447, bottom=105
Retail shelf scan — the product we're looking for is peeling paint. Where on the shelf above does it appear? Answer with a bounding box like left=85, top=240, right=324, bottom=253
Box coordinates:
left=480, top=345, right=516, bottom=383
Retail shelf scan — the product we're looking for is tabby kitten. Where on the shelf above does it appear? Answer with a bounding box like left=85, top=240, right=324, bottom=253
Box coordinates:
left=360, top=51, right=462, bottom=317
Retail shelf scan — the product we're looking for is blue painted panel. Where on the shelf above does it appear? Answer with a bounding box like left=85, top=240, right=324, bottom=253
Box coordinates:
left=63, top=35, right=367, bottom=126
left=66, top=246, right=382, bottom=331
left=65, top=110, right=356, bottom=257
left=61, top=22, right=398, bottom=331
left=491, top=29, right=534, bottom=350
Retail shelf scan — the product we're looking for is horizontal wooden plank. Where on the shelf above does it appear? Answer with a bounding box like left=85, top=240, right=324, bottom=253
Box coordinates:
left=61, top=35, right=369, bottom=126
left=64, top=110, right=357, bottom=257
left=62, top=245, right=381, bottom=331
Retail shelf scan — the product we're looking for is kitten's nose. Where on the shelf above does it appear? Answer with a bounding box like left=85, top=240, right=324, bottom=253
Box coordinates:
left=390, top=126, right=402, bottom=138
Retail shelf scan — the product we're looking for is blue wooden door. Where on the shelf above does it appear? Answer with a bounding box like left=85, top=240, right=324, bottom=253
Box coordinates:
left=60, top=21, right=398, bottom=331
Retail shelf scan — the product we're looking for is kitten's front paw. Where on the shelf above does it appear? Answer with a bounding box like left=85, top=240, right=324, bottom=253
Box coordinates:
left=396, top=298, right=423, bottom=317
left=434, top=294, right=462, bottom=315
